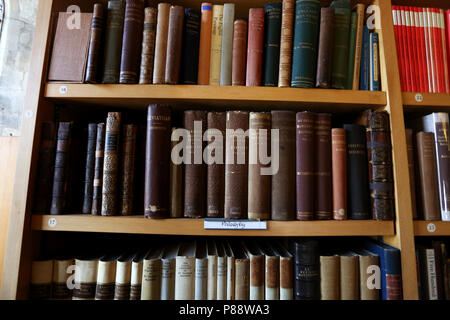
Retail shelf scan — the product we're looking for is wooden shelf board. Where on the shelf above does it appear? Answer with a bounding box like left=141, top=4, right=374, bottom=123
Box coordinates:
left=44, top=84, right=387, bottom=111
left=402, top=92, right=450, bottom=110
left=414, top=220, right=450, bottom=236
left=31, top=215, right=395, bottom=237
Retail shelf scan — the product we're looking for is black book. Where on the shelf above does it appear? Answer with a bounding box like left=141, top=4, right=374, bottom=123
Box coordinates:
left=294, top=239, right=320, bottom=300
left=82, top=124, right=97, bottom=214
left=180, top=8, right=201, bottom=84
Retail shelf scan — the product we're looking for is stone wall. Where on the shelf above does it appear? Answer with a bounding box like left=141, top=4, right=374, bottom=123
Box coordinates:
left=0, top=0, right=38, bottom=136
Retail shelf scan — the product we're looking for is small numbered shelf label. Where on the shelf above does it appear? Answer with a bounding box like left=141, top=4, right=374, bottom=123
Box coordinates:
left=204, top=218, right=267, bottom=230
left=59, top=86, right=68, bottom=94
left=427, top=223, right=436, bottom=233
left=48, top=218, right=58, bottom=228
left=415, top=93, right=424, bottom=103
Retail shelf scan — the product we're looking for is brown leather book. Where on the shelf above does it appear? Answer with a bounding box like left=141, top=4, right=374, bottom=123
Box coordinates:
left=50, top=122, right=73, bottom=215
left=119, top=124, right=137, bottom=215
left=206, top=112, right=226, bottom=218
left=170, top=128, right=183, bottom=218
left=340, top=255, right=359, bottom=300
left=320, top=256, right=340, bottom=300
left=332, top=128, right=347, bottom=220
left=198, top=3, right=213, bottom=85
left=417, top=132, right=441, bottom=221
left=145, top=105, right=172, bottom=219
left=405, top=129, right=418, bottom=219
left=271, top=111, right=295, bottom=221
left=85, top=4, right=105, bottom=84
left=315, top=114, right=332, bottom=220
left=232, top=20, right=248, bottom=86
left=82, top=124, right=98, bottom=214
left=248, top=113, right=271, bottom=220
left=92, top=123, right=105, bottom=216
left=119, top=0, right=145, bottom=84
left=225, top=111, right=249, bottom=219
left=184, top=111, right=207, bottom=218
left=101, top=113, right=121, bottom=216
left=153, top=3, right=171, bottom=84
left=316, top=7, right=334, bottom=88
left=246, top=8, right=265, bottom=87
left=165, top=5, right=184, bottom=84
left=278, top=0, right=295, bottom=87
left=296, top=112, right=315, bottom=220
left=139, top=7, right=157, bottom=84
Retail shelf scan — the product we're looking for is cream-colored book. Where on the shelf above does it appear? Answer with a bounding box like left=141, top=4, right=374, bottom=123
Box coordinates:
left=220, top=3, right=235, bottom=86
left=141, top=248, right=163, bottom=300
left=216, top=241, right=227, bottom=300
left=52, top=258, right=74, bottom=300
left=209, top=5, right=224, bottom=85
left=243, top=241, right=265, bottom=300
left=175, top=241, right=196, bottom=300
left=114, top=252, right=134, bottom=300
left=224, top=241, right=235, bottom=300
left=320, top=255, right=340, bottom=300
left=73, top=256, right=99, bottom=300
left=130, top=251, right=146, bottom=300
left=195, top=240, right=208, bottom=300
left=231, top=242, right=249, bottom=300
left=30, top=260, right=53, bottom=300
left=207, top=240, right=218, bottom=300
left=161, top=244, right=179, bottom=300
left=95, top=254, right=117, bottom=300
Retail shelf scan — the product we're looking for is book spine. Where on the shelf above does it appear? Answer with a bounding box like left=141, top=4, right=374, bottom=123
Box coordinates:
left=414, top=8, right=425, bottom=92
left=263, top=2, right=282, bottom=87
left=235, top=258, right=250, bottom=300
left=224, top=111, right=249, bottom=219
left=320, top=256, right=340, bottom=300
left=50, top=122, right=73, bottom=215
left=428, top=8, right=437, bottom=92
left=434, top=9, right=444, bottom=93
left=220, top=3, right=235, bottom=86
left=30, top=260, right=53, bottom=300
left=139, top=7, right=157, bottom=84
left=161, top=258, right=175, bottom=300
left=207, top=254, right=217, bottom=300
left=82, top=124, right=97, bottom=214
left=271, top=111, right=296, bottom=221
left=153, top=3, right=171, bottom=84
left=405, top=7, right=415, bottom=91
left=141, top=259, right=162, bottom=300
left=426, top=248, right=438, bottom=299
left=175, top=256, right=195, bottom=300
left=296, top=112, right=315, bottom=221
left=95, top=261, right=116, bottom=300
left=226, top=256, right=235, bottom=300
left=344, top=124, right=370, bottom=219
left=315, top=7, right=334, bottom=88
left=408, top=7, right=418, bottom=92
left=130, top=261, right=143, bottom=300
left=314, top=114, right=332, bottom=220
left=231, top=20, right=248, bottom=86
left=446, top=10, right=450, bottom=84
left=405, top=129, right=417, bottom=220
left=246, top=8, right=265, bottom=87
left=280, top=256, right=293, bottom=300
left=102, top=0, right=125, bottom=84
left=399, top=8, right=410, bottom=91
left=206, top=112, right=226, bottom=218
left=440, top=10, right=450, bottom=93
left=145, top=105, right=172, bottom=219
left=209, top=5, right=224, bottom=85
left=359, top=26, right=369, bottom=90
left=52, top=259, right=74, bottom=300
left=340, top=256, right=359, bottom=300
left=85, top=3, right=104, bottom=84
left=170, top=128, right=183, bottom=218
left=217, top=255, right=227, bottom=300
left=369, top=32, right=381, bottom=91
left=346, top=12, right=357, bottom=90
left=331, top=1, right=351, bottom=89
left=278, top=0, right=295, bottom=87
left=424, top=8, right=432, bottom=92
left=332, top=128, right=347, bottom=220
left=91, top=123, right=105, bottom=215
left=115, top=261, right=132, bottom=300
left=265, top=255, right=280, bottom=300
left=249, top=254, right=264, bottom=300
left=198, top=3, right=213, bottom=85
left=294, top=240, right=320, bottom=300
left=183, top=111, right=207, bottom=218
left=165, top=5, right=185, bottom=84
left=393, top=7, right=405, bottom=91
left=419, top=9, right=430, bottom=92
left=291, top=0, right=320, bottom=88
left=119, top=124, right=137, bottom=215
left=359, top=255, right=380, bottom=300
left=352, top=4, right=365, bottom=90
left=73, top=260, right=98, bottom=300
left=194, top=258, right=208, bottom=300
left=181, top=9, right=201, bottom=84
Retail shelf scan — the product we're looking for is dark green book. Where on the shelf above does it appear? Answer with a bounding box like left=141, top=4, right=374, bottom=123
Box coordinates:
left=102, top=0, right=125, bottom=84
left=263, top=2, right=282, bottom=87
left=346, top=11, right=357, bottom=90
left=330, top=0, right=351, bottom=89
left=290, top=0, right=320, bottom=88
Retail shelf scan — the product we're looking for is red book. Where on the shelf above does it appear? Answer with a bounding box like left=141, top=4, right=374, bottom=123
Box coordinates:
left=413, top=8, right=424, bottom=92
left=433, top=8, right=444, bottom=93
left=427, top=8, right=438, bottom=92
left=424, top=7, right=433, bottom=92
left=405, top=7, right=416, bottom=91
left=418, top=7, right=429, bottom=92
left=400, top=7, right=412, bottom=91
left=409, top=7, right=420, bottom=92
left=446, top=10, right=450, bottom=84
left=246, top=8, right=264, bottom=87
left=393, top=6, right=405, bottom=91
left=439, top=9, right=449, bottom=93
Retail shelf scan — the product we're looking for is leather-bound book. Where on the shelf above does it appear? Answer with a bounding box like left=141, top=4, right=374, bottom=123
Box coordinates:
left=95, top=255, right=117, bottom=300
left=73, top=257, right=99, bottom=300
left=366, top=111, right=394, bottom=220
left=248, top=112, right=271, bottom=220
left=50, top=122, right=73, bottom=215
left=209, top=5, right=224, bottom=85
left=52, top=259, right=74, bottom=300
left=219, top=3, right=235, bottom=86
left=246, top=8, right=265, bottom=87
left=198, top=3, right=213, bottom=85
left=30, top=260, right=53, bottom=300
left=320, top=255, right=340, bottom=300
left=405, top=129, right=418, bottom=219
left=416, top=132, right=441, bottom=221
left=119, top=0, right=144, bottom=84
left=139, top=7, right=157, bottom=84
left=263, top=2, right=282, bottom=87
left=102, top=0, right=125, bottom=84
left=114, top=253, right=133, bottom=300
left=278, top=0, right=295, bottom=87
left=316, top=7, right=334, bottom=88
left=92, top=123, right=105, bottom=216
left=231, top=20, right=248, bottom=86
left=181, top=9, right=201, bottom=84
left=206, top=112, right=226, bottom=218
left=340, top=254, right=359, bottom=300
left=34, top=122, right=57, bottom=214
left=101, top=113, right=121, bottom=216
left=85, top=4, right=105, bottom=84
left=332, top=128, right=347, bottom=220
left=296, top=112, right=315, bottom=221
left=119, top=124, right=137, bottom=215
left=224, top=111, right=249, bottom=219
left=153, top=3, right=171, bottom=84
left=294, top=239, right=320, bottom=300
left=170, top=128, right=183, bottom=218
left=344, top=124, right=370, bottom=219
left=144, top=105, right=172, bottom=219
left=82, top=124, right=97, bottom=214
left=184, top=111, right=207, bottom=218
left=165, top=5, right=185, bottom=84
left=271, top=111, right=295, bottom=221
left=291, top=0, right=320, bottom=88
left=314, top=114, right=332, bottom=220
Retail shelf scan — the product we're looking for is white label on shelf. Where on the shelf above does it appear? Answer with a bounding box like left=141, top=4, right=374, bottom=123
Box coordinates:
left=427, top=223, right=436, bottom=233
left=204, top=219, right=267, bottom=230
left=415, top=93, right=423, bottom=102
left=59, top=86, right=68, bottom=94
left=48, top=218, right=58, bottom=228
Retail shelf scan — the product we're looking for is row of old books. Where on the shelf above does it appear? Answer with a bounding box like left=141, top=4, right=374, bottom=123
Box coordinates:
left=392, top=6, right=450, bottom=93
left=29, top=238, right=401, bottom=300
left=47, top=0, right=381, bottom=91
left=405, top=113, right=450, bottom=222
left=33, top=106, right=395, bottom=221
left=416, top=240, right=450, bottom=300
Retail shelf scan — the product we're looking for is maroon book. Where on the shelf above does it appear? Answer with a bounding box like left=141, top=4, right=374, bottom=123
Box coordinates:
left=246, top=8, right=264, bottom=87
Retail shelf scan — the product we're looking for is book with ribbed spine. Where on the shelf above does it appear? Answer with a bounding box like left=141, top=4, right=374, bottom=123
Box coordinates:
left=85, top=3, right=105, bottom=84
left=331, top=0, right=351, bottom=89
left=181, top=9, right=201, bottom=84
left=82, top=124, right=97, bottom=214
left=316, top=7, right=334, bottom=88
left=278, top=0, right=295, bottom=87
left=198, top=3, right=213, bottom=85
left=209, top=5, right=224, bottom=85
left=139, top=7, right=157, bottom=84
left=246, top=8, right=265, bottom=87
left=294, top=239, right=320, bottom=300
left=153, top=3, right=171, bottom=84
left=219, top=3, right=235, bottom=86
left=119, top=124, right=137, bottom=215
left=165, top=5, right=185, bottom=84
left=232, top=20, right=247, bottom=86
left=263, top=2, right=282, bottom=87
left=92, top=123, right=105, bottom=216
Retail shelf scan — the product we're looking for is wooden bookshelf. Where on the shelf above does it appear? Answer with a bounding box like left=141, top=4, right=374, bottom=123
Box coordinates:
left=414, top=221, right=450, bottom=236
left=402, top=92, right=450, bottom=110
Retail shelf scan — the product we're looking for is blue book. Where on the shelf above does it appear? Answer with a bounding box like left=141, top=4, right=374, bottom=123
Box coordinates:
left=359, top=26, right=370, bottom=90
left=363, top=240, right=402, bottom=300
left=370, top=32, right=380, bottom=91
